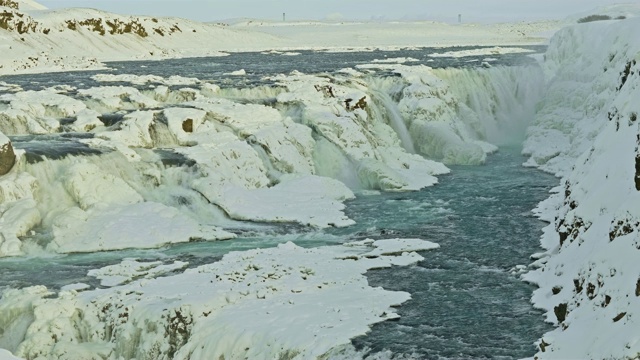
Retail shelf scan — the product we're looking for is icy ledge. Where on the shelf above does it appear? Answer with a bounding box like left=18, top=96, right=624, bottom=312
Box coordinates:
left=522, top=18, right=640, bottom=359
left=0, top=238, right=438, bottom=359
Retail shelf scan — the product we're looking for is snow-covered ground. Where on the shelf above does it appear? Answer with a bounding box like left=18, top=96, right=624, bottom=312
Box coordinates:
left=0, top=0, right=562, bottom=75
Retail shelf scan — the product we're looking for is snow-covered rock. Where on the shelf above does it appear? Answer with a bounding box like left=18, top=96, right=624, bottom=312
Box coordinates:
left=523, top=18, right=640, bottom=359
left=0, top=132, right=15, bottom=175
left=0, top=238, right=439, bottom=359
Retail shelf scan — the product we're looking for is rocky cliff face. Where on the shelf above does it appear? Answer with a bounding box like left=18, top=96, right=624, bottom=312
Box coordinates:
left=523, top=18, right=640, bottom=359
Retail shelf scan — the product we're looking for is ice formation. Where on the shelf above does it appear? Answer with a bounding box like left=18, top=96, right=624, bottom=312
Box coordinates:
left=0, top=55, right=543, bottom=257
left=522, top=18, right=640, bottom=359
left=0, top=239, right=438, bottom=359
left=3, top=1, right=637, bottom=359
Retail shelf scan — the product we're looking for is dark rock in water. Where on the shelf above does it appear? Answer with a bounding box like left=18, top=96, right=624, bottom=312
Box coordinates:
left=182, top=119, right=193, bottom=133
left=98, top=112, right=126, bottom=127
left=154, top=149, right=195, bottom=167
left=0, top=139, right=16, bottom=175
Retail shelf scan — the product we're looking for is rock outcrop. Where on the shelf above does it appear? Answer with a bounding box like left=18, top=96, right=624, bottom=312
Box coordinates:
left=0, top=134, right=15, bottom=175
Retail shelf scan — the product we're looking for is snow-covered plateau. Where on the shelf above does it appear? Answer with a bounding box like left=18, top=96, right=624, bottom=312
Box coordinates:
left=0, top=0, right=562, bottom=75
left=0, top=0, right=640, bottom=358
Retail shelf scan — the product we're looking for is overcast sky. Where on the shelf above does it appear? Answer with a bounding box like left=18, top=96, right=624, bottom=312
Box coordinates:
left=37, top=0, right=640, bottom=23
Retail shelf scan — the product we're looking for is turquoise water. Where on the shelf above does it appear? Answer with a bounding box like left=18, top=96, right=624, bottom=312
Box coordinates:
left=0, top=48, right=555, bottom=358
left=0, top=147, right=556, bottom=359
left=344, top=147, right=557, bottom=359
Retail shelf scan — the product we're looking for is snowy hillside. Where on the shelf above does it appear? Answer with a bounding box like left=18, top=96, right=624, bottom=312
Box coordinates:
left=567, top=3, right=640, bottom=22
left=0, top=0, right=560, bottom=75
left=0, top=4, right=281, bottom=74
left=0, top=0, right=46, bottom=11
left=523, top=18, right=640, bottom=359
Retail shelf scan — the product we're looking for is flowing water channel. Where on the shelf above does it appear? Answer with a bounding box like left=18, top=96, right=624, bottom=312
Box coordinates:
left=0, top=147, right=556, bottom=359
left=0, top=47, right=556, bottom=359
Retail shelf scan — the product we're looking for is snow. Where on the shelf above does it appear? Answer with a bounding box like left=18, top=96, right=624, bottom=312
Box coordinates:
left=2, top=2, right=626, bottom=358
left=428, top=46, right=535, bottom=58
left=87, top=259, right=189, bottom=287
left=13, top=0, right=46, bottom=11
left=0, top=238, right=439, bottom=359
left=216, top=175, right=355, bottom=228
left=0, top=349, right=21, bottom=360
left=92, top=74, right=201, bottom=86
left=567, top=3, right=640, bottom=22
left=521, top=18, right=640, bottom=359
left=0, top=2, right=562, bottom=76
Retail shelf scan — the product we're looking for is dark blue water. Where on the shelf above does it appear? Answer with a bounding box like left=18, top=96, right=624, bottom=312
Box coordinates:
left=0, top=45, right=544, bottom=92
left=340, top=148, right=556, bottom=359
left=0, top=147, right=556, bottom=359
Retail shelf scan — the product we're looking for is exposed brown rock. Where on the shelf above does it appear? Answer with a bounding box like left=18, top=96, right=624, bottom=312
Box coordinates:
left=613, top=312, right=626, bottom=322
left=0, top=0, right=18, bottom=9
left=554, top=303, right=568, bottom=323
left=0, top=140, right=16, bottom=176
left=182, top=119, right=193, bottom=133
left=635, top=156, right=640, bottom=191
left=539, top=339, right=550, bottom=352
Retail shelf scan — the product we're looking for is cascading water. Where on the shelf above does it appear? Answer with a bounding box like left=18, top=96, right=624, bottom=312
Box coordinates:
left=431, top=65, right=545, bottom=145
left=0, top=48, right=554, bottom=359
left=368, top=89, right=416, bottom=154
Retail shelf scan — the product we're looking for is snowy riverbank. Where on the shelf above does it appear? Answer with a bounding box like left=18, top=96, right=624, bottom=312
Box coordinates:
left=522, top=18, right=640, bottom=359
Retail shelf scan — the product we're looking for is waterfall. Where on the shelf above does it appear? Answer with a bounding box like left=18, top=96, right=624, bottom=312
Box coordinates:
left=249, top=142, right=283, bottom=184
left=431, top=65, right=545, bottom=145
left=369, top=89, right=416, bottom=154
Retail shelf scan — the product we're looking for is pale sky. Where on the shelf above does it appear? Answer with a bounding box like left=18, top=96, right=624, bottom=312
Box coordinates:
left=37, top=0, right=640, bottom=23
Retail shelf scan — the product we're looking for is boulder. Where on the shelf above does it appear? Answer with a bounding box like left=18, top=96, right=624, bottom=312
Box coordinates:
left=0, top=134, right=16, bottom=176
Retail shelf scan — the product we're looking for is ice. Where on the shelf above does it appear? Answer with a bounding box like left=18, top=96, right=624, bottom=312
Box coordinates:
left=92, top=74, right=201, bottom=86
left=520, top=18, right=640, bottom=359
left=87, top=259, right=189, bottom=287
left=428, top=46, right=536, bottom=58
left=216, top=175, right=355, bottom=228
left=0, top=238, right=439, bottom=359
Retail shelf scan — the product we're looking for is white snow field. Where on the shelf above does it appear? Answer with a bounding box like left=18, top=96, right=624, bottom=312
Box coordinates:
left=0, top=0, right=562, bottom=75
left=1, top=0, right=640, bottom=358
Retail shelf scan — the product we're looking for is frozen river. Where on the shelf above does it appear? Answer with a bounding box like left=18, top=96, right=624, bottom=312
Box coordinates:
left=0, top=46, right=554, bottom=359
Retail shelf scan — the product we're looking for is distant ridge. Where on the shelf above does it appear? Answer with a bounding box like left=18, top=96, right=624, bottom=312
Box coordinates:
left=0, top=0, right=47, bottom=11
